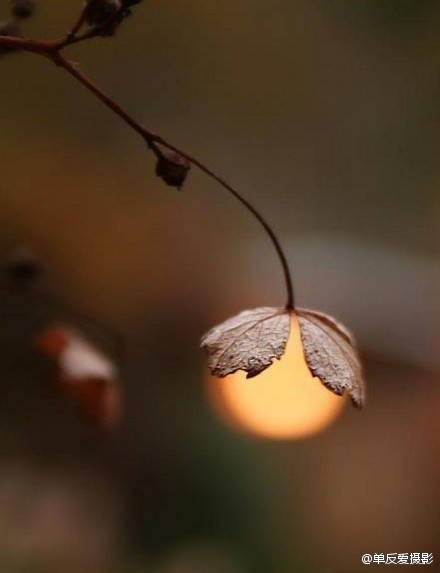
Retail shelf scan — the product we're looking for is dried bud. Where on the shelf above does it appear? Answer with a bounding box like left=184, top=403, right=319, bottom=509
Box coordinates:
left=11, top=0, right=35, bottom=19
left=0, top=19, right=22, bottom=53
left=155, top=150, right=190, bottom=189
left=97, top=11, right=126, bottom=36
left=86, top=0, right=122, bottom=26
left=4, top=246, right=42, bottom=284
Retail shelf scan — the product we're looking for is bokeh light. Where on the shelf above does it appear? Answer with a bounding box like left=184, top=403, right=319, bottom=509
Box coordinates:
left=207, top=314, right=346, bottom=440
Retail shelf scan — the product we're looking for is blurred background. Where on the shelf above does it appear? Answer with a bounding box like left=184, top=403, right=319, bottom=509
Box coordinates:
left=0, top=1, right=440, bottom=571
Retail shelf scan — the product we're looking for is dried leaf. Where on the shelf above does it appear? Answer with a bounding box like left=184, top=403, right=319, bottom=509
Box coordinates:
left=201, top=307, right=290, bottom=379
left=60, top=376, right=121, bottom=430
left=35, top=325, right=121, bottom=429
left=58, top=330, right=118, bottom=383
left=297, top=309, right=365, bottom=408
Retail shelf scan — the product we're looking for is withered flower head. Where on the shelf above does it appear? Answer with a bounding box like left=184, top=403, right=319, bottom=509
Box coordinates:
left=155, top=150, right=191, bottom=189
left=86, top=0, right=122, bottom=27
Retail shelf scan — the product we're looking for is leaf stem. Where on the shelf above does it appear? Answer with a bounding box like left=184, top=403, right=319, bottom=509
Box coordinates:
left=53, top=54, right=295, bottom=309
left=0, top=31, right=295, bottom=310
left=66, top=2, right=90, bottom=39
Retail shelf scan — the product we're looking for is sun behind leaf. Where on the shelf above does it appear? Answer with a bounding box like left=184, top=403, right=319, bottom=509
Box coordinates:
left=201, top=307, right=365, bottom=408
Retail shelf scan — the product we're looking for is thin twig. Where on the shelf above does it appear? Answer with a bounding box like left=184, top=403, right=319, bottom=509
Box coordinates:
left=67, top=2, right=90, bottom=40
left=54, top=54, right=295, bottom=309
left=59, top=5, right=124, bottom=49
left=0, top=22, right=295, bottom=310
left=0, top=35, right=55, bottom=54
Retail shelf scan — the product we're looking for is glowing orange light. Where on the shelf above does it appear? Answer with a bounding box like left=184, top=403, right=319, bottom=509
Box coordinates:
left=207, top=314, right=346, bottom=440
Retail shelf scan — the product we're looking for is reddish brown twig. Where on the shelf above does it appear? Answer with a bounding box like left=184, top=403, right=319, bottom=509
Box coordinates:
left=0, top=9, right=295, bottom=310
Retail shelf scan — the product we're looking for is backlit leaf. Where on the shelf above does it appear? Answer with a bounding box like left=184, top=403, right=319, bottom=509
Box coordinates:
left=201, top=307, right=290, bottom=379
left=297, top=309, right=365, bottom=408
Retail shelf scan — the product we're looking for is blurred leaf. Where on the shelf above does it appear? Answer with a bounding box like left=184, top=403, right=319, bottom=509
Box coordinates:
left=35, top=325, right=122, bottom=429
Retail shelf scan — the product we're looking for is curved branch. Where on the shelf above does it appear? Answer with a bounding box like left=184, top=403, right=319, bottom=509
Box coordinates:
left=53, top=54, right=295, bottom=309
left=0, top=29, right=295, bottom=309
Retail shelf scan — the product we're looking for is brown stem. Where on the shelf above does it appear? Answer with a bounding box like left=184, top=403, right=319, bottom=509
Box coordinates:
left=58, top=26, right=102, bottom=49
left=53, top=54, right=295, bottom=309
left=0, top=35, right=56, bottom=54
left=58, top=4, right=130, bottom=49
left=0, top=32, right=295, bottom=309
left=67, top=3, right=90, bottom=40
left=52, top=52, right=152, bottom=140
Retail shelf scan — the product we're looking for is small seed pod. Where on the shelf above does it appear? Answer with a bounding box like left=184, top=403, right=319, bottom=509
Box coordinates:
left=155, top=150, right=191, bottom=189
left=4, top=246, right=42, bottom=285
left=86, top=0, right=122, bottom=27
left=11, top=0, right=36, bottom=19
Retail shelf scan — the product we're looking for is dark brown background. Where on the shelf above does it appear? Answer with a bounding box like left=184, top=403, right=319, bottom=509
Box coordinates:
left=0, top=1, right=439, bottom=571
